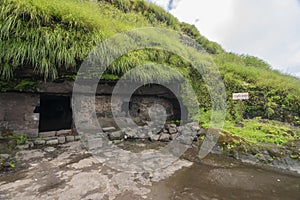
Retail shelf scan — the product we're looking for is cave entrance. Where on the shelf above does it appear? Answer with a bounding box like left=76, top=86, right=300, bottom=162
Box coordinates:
left=39, top=95, right=72, bottom=132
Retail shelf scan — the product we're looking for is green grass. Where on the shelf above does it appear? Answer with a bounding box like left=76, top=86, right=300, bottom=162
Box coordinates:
left=1, top=0, right=300, bottom=126
left=222, top=118, right=300, bottom=145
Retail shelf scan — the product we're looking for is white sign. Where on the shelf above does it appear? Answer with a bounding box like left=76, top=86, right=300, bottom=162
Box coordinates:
left=233, top=92, right=249, bottom=100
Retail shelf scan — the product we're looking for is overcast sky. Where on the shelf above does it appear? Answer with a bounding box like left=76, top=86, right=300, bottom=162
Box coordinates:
left=148, top=0, right=300, bottom=78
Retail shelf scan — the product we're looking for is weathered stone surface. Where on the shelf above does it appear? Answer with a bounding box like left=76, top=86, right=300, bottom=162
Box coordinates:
left=39, top=131, right=56, bottom=138
left=57, top=136, right=66, bottom=144
left=178, top=134, right=193, bottom=145
left=46, top=139, right=59, bottom=145
left=56, top=129, right=72, bottom=136
left=44, top=146, right=56, bottom=153
left=34, top=139, right=46, bottom=145
left=66, top=136, right=75, bottom=142
left=102, top=127, right=116, bottom=133
left=108, top=131, right=124, bottom=141
left=0, top=93, right=39, bottom=138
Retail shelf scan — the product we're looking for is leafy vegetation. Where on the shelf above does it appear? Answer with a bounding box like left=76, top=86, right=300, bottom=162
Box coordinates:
left=1, top=0, right=300, bottom=148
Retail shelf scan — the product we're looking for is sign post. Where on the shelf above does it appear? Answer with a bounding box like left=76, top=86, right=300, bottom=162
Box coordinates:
left=232, top=93, right=249, bottom=120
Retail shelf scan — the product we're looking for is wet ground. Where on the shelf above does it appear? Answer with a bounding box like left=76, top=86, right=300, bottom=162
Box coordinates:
left=150, top=154, right=300, bottom=200
left=0, top=141, right=299, bottom=200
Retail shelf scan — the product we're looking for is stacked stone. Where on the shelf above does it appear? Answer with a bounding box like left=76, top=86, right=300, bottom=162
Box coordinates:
left=32, top=129, right=80, bottom=146
left=105, top=122, right=207, bottom=145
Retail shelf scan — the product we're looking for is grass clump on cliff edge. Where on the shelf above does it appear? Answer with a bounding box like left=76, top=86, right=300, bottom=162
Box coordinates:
left=0, top=0, right=151, bottom=80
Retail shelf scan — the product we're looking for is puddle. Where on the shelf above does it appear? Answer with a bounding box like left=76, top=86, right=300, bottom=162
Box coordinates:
left=150, top=154, right=300, bottom=200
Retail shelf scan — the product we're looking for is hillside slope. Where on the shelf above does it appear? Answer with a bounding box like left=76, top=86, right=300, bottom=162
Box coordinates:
left=0, top=0, right=300, bottom=127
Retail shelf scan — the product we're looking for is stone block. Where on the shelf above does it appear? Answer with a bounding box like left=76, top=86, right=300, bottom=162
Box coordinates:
left=74, top=135, right=81, bottom=141
left=56, top=129, right=72, bottom=136
left=46, top=139, right=59, bottom=145
left=57, top=136, right=66, bottom=144
left=66, top=136, right=75, bottom=142
left=34, top=139, right=46, bottom=145
left=39, top=131, right=56, bottom=138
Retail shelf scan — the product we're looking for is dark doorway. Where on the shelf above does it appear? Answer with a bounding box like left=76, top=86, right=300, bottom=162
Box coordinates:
left=39, top=95, right=72, bottom=132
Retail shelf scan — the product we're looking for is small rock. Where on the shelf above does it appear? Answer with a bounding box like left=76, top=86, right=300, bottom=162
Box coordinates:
left=34, top=139, right=46, bottom=145
left=159, top=134, right=170, bottom=142
left=57, top=136, right=66, bottom=144
left=39, top=131, right=56, bottom=138
left=108, top=131, right=124, bottom=141
left=66, top=136, right=75, bottom=142
left=44, top=146, right=56, bottom=153
left=46, top=139, right=59, bottom=145
left=102, top=127, right=116, bottom=133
